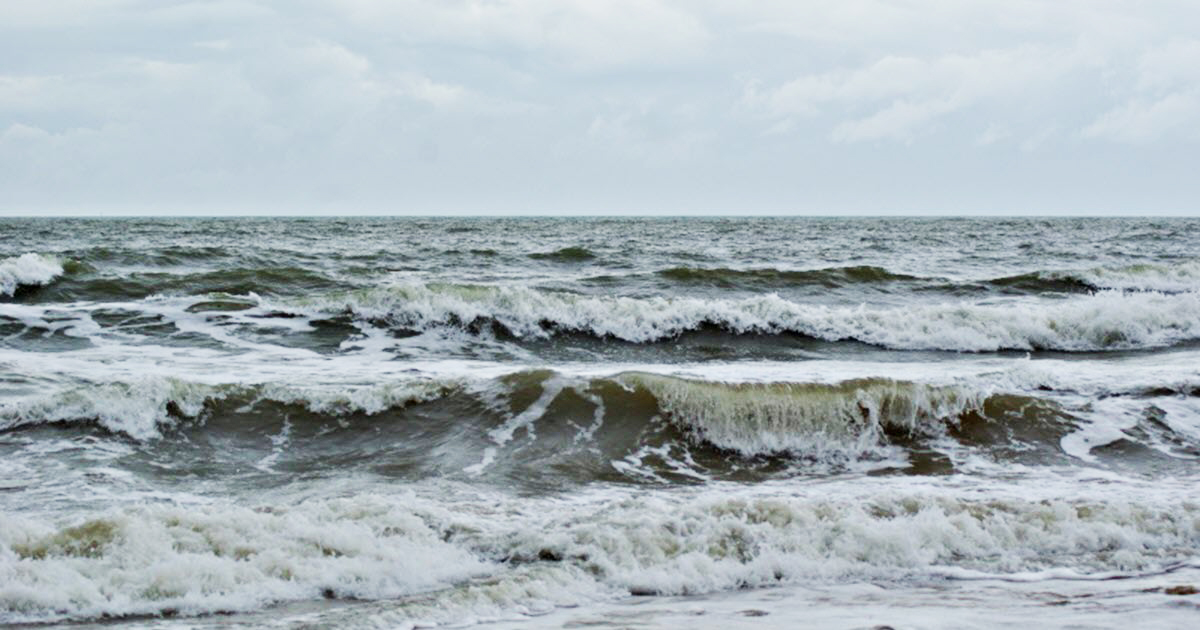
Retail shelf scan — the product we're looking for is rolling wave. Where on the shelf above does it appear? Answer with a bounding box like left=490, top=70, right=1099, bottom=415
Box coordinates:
left=990, top=261, right=1200, bottom=294
left=0, top=370, right=1093, bottom=467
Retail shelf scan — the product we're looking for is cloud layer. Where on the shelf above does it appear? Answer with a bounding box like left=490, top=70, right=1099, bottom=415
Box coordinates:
left=1, top=1, right=1197, bottom=214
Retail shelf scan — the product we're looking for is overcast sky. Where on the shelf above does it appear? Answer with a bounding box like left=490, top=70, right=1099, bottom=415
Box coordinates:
left=2, top=1, right=1198, bottom=215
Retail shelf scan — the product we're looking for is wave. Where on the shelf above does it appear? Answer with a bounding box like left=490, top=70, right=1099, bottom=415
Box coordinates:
left=46, top=266, right=345, bottom=301
left=7, top=365, right=1199, bottom=473
left=72, top=244, right=235, bottom=267
left=0, top=371, right=1000, bottom=454
left=0, top=369, right=1095, bottom=476
left=990, top=261, right=1200, bottom=294
left=622, top=373, right=984, bottom=456
left=269, top=283, right=1200, bottom=351
left=0, top=253, right=63, bottom=297
left=528, top=246, right=596, bottom=262
left=657, top=265, right=923, bottom=288
left=3, top=486, right=1196, bottom=624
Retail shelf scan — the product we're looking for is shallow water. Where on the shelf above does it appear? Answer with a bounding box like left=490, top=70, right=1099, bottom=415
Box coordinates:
left=2, top=217, right=1198, bottom=628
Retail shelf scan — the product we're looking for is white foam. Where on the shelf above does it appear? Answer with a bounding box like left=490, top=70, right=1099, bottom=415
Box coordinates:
left=0, top=377, right=458, bottom=440
left=0, top=494, right=489, bottom=623
left=3, top=477, right=1198, bottom=625
left=0, top=377, right=222, bottom=440
left=271, top=283, right=1200, bottom=351
left=0, top=253, right=63, bottom=297
left=471, top=476, right=1200, bottom=596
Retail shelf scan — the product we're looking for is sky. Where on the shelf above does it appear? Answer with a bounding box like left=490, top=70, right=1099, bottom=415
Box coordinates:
left=1, top=0, right=1198, bottom=216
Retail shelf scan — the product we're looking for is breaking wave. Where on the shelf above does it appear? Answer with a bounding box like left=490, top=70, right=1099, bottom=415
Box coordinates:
left=0, top=253, right=63, bottom=297
left=621, top=373, right=984, bottom=456
left=268, top=283, right=1200, bottom=351
left=0, top=377, right=458, bottom=441
left=0, top=369, right=1091, bottom=470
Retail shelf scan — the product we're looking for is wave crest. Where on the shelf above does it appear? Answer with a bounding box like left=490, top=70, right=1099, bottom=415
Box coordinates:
left=0, top=253, right=63, bottom=297
left=0, top=377, right=458, bottom=440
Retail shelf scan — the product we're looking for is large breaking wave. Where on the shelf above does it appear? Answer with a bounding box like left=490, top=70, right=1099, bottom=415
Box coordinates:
left=6, top=368, right=1190, bottom=469
left=264, top=283, right=1200, bottom=351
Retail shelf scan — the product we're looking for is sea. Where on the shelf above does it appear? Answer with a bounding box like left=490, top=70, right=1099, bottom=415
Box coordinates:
left=1, top=217, right=1198, bottom=629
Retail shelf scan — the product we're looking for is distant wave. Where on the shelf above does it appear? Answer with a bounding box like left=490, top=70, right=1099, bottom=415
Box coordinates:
left=655, top=261, right=1200, bottom=294
left=0, top=253, right=64, bottom=297
left=657, top=265, right=923, bottom=288
left=265, top=282, right=1200, bottom=352
left=47, top=266, right=344, bottom=301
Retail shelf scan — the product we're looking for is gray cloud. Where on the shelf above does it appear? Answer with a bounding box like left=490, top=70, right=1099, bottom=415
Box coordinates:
left=1, top=0, right=1198, bottom=215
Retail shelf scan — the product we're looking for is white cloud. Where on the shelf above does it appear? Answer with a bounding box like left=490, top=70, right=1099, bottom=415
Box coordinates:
left=1135, top=38, right=1200, bottom=90
left=398, top=74, right=465, bottom=108
left=329, top=0, right=710, bottom=70
left=1080, top=38, right=1200, bottom=144
left=1, top=1, right=1199, bottom=213
left=748, top=45, right=1087, bottom=142
left=1083, top=91, right=1200, bottom=143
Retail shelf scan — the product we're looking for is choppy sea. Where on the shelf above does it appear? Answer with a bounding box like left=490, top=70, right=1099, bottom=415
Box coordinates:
left=2, top=217, right=1198, bottom=628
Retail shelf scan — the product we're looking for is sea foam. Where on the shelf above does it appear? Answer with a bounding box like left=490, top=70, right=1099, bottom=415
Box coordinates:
left=5, top=483, right=1195, bottom=624
left=0, top=495, right=489, bottom=623
left=1063, top=261, right=1200, bottom=293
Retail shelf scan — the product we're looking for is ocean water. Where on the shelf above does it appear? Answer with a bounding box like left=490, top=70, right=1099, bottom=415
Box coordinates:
left=1, top=216, right=1198, bottom=629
